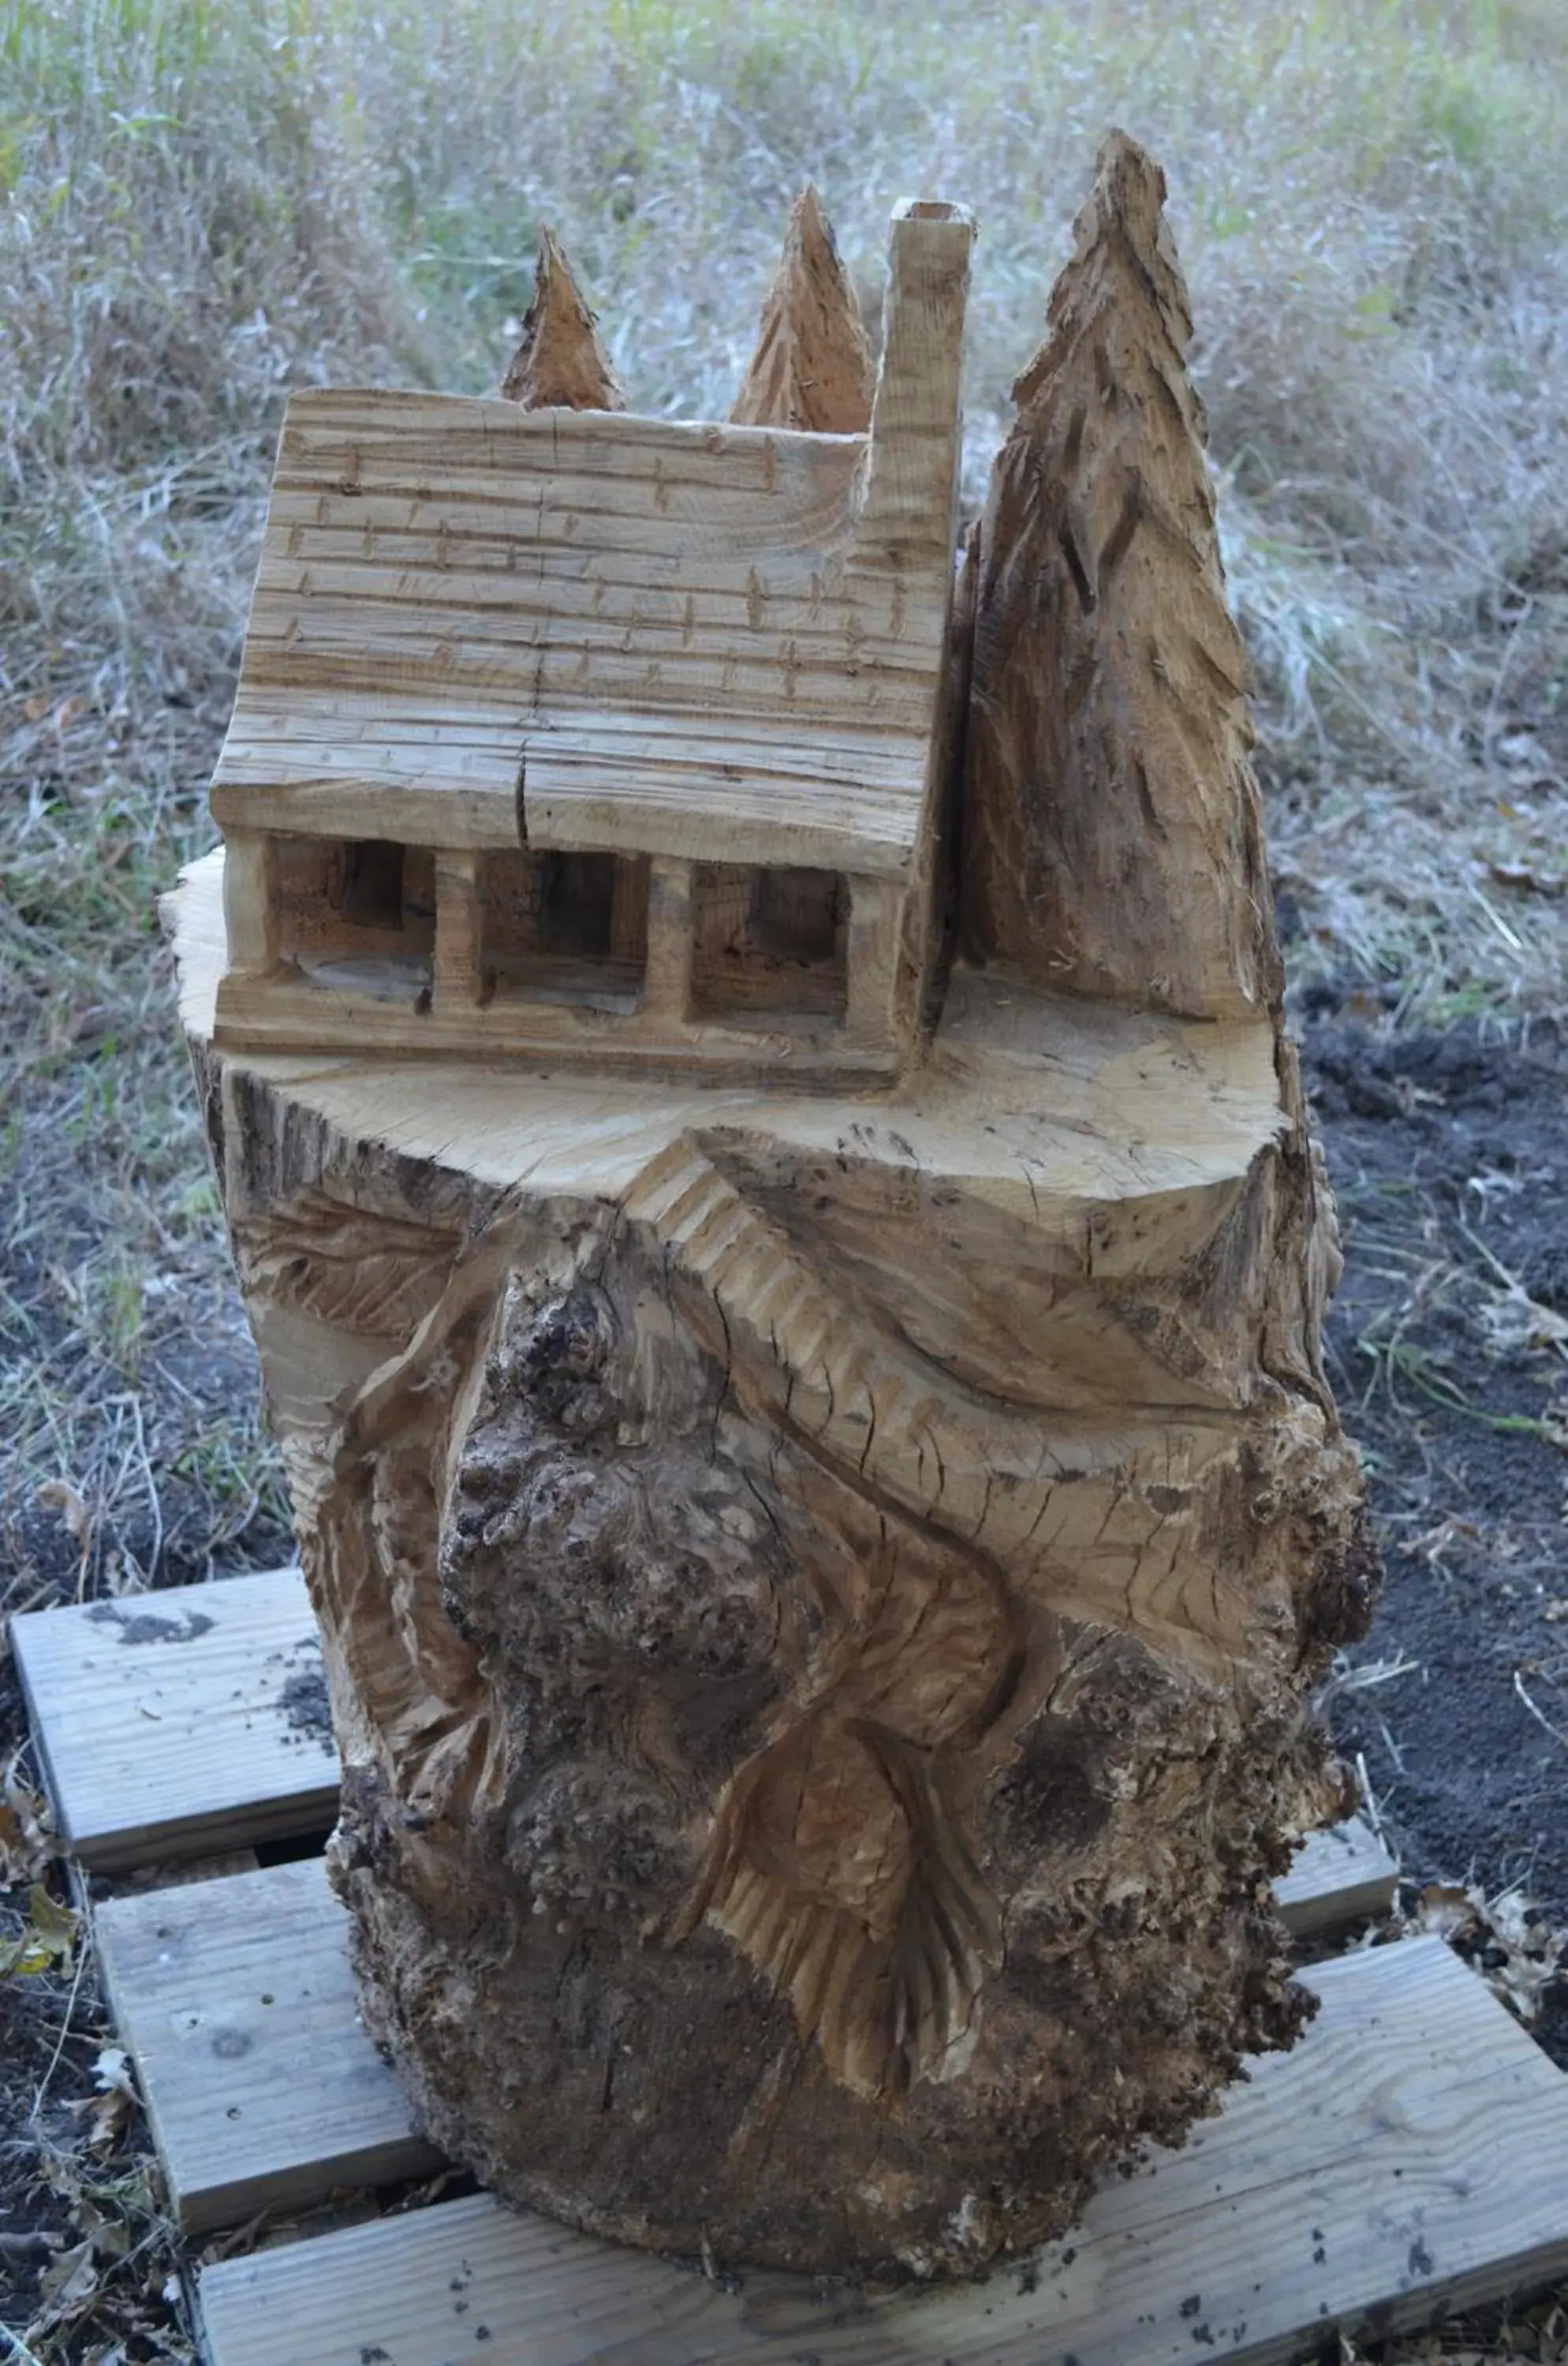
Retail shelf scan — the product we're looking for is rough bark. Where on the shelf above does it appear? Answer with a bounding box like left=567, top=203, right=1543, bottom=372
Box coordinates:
left=962, top=130, right=1280, bottom=1021
left=501, top=225, right=625, bottom=410
left=730, top=185, right=875, bottom=434
left=171, top=136, right=1374, bottom=2283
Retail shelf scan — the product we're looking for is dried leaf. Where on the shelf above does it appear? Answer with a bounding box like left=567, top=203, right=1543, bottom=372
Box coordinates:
left=37, top=1476, right=95, bottom=1577
left=73, top=2195, right=133, bottom=2260
left=37, top=1475, right=90, bottom=1537
left=0, top=1756, right=58, bottom=1885
left=93, top=2043, right=136, bottom=2097
left=1478, top=1282, right=1568, bottom=1356
left=37, top=2235, right=99, bottom=2308
left=79, top=2084, right=133, bottom=2155
left=0, top=1882, right=80, bottom=1977
left=73, top=2045, right=137, bottom=2153
left=1413, top=1879, right=1566, bottom=2024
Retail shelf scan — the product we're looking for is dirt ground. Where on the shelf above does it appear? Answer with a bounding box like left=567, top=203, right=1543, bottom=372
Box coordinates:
left=1301, top=996, right=1568, bottom=2074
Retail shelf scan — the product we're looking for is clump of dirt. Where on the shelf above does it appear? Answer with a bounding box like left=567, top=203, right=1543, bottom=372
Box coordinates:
left=279, top=1663, right=335, bottom=1754
left=1301, top=1009, right=1568, bottom=2055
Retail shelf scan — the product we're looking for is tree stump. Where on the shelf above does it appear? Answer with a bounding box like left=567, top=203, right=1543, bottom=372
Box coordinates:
left=169, top=135, right=1373, bottom=2279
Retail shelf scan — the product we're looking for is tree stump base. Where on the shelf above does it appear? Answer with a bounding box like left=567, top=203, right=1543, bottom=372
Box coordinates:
left=173, top=849, right=1368, bottom=2275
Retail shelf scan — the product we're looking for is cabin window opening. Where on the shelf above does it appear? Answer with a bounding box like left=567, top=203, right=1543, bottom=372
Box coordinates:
left=481, top=848, right=648, bottom=1012
left=340, top=839, right=406, bottom=931
left=539, top=852, right=618, bottom=961
left=692, top=864, right=848, bottom=1024
left=275, top=834, right=434, bottom=1002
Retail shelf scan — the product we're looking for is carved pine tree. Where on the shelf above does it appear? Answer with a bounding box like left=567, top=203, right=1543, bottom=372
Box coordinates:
left=730, top=184, right=875, bottom=433
left=964, top=131, right=1277, bottom=1020
left=501, top=225, right=625, bottom=410
left=170, top=148, right=1371, bottom=2281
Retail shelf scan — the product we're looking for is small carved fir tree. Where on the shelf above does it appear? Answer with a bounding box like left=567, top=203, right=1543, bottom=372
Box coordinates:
left=171, top=144, right=1372, bottom=2282
left=730, top=184, right=876, bottom=434
left=501, top=225, right=625, bottom=410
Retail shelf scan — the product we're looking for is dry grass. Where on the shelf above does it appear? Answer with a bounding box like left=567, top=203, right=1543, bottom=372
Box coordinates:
left=2, top=0, right=1568, bottom=2356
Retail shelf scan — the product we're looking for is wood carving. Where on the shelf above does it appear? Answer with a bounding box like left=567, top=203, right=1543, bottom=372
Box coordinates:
left=169, top=146, right=1373, bottom=2281
left=500, top=225, right=626, bottom=411
left=730, top=184, right=876, bottom=434
left=962, top=133, right=1277, bottom=1019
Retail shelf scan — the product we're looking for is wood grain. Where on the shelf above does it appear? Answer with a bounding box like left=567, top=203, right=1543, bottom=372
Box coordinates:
left=166, top=825, right=1373, bottom=2268
left=173, top=143, right=1377, bottom=2276
left=500, top=226, right=625, bottom=411
left=94, top=1856, right=439, bottom=2233
left=13, top=1554, right=1380, bottom=1927
left=10, top=1567, right=335, bottom=1868
left=196, top=1936, right=1568, bottom=2365
left=88, top=1820, right=1398, bottom=2255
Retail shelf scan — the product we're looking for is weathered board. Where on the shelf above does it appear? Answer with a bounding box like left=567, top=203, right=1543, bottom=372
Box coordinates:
left=196, top=1934, right=1568, bottom=2366
left=10, top=1566, right=334, bottom=1868
left=93, top=1856, right=441, bottom=2234
left=1276, top=1814, right=1398, bottom=1935
left=11, top=1560, right=1391, bottom=1931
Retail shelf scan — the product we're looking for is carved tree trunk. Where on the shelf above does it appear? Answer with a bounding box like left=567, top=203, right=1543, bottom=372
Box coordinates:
left=170, top=136, right=1372, bottom=2281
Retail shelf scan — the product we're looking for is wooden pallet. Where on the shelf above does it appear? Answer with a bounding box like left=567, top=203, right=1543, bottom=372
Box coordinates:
left=21, top=1568, right=1568, bottom=2366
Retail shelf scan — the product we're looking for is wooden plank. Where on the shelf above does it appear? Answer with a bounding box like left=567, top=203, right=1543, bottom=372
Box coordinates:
left=95, top=1856, right=439, bottom=2235
left=196, top=1935, right=1568, bottom=2366
left=1277, top=1815, right=1399, bottom=1936
left=522, top=718, right=928, bottom=878
left=10, top=1566, right=337, bottom=1869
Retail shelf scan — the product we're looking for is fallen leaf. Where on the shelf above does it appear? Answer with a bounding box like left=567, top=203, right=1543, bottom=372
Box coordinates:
left=73, top=2195, right=132, bottom=2260
left=1479, top=1282, right=1568, bottom=1356
left=0, top=1882, right=80, bottom=1977
left=37, top=2236, right=99, bottom=2308
left=80, top=2085, right=133, bottom=2153
left=37, top=1476, right=95, bottom=1577
left=0, top=1756, right=58, bottom=1885
left=74, top=2046, right=136, bottom=2153
left=1413, top=1879, right=1566, bottom=2024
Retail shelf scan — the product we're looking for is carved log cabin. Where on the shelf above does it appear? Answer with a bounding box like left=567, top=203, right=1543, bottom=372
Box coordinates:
left=211, top=201, right=974, bottom=1082
left=170, top=141, right=1372, bottom=2282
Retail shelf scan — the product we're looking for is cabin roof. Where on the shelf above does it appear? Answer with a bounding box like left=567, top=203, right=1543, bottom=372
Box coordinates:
left=211, top=387, right=954, bottom=880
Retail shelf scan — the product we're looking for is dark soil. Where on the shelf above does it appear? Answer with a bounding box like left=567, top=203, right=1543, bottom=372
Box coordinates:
left=1300, top=1004, right=1568, bottom=2055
